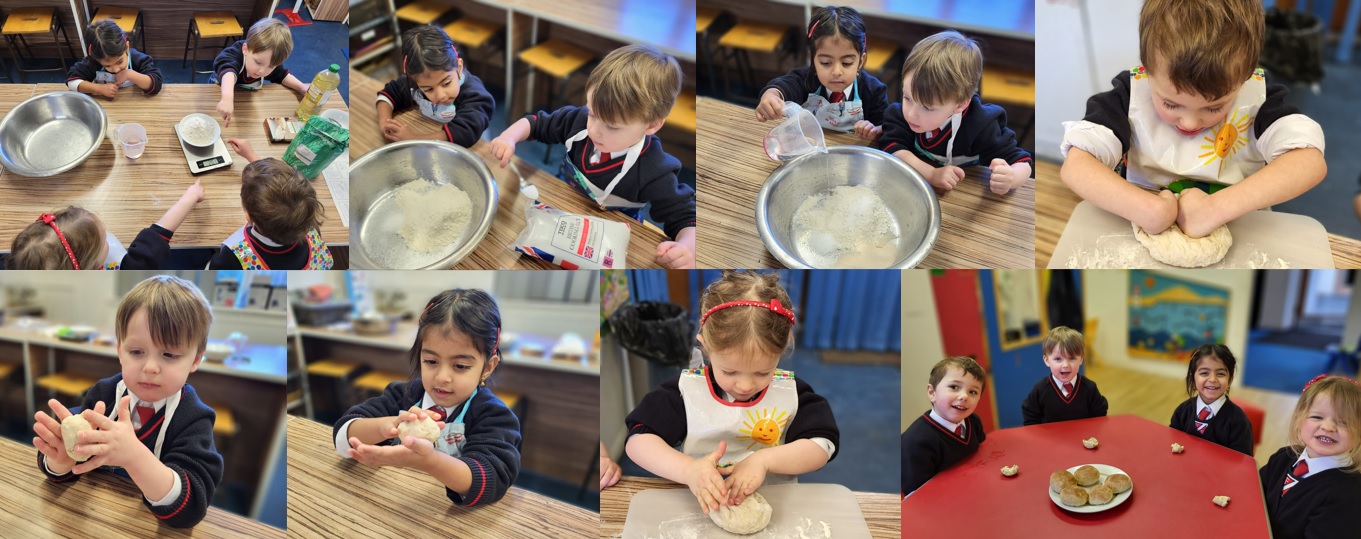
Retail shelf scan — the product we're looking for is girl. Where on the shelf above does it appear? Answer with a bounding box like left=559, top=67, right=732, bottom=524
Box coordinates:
left=755, top=6, right=888, bottom=139
left=377, top=25, right=495, bottom=148
left=68, top=20, right=163, bottom=98
left=334, top=289, right=522, bottom=507
left=8, top=181, right=204, bottom=270
left=624, top=271, right=839, bottom=514
left=1168, top=344, right=1254, bottom=456
left=1260, top=375, right=1361, bottom=539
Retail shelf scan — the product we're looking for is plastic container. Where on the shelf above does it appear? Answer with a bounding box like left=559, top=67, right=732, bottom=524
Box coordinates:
left=763, top=102, right=826, bottom=161
left=296, top=63, right=342, bottom=121
left=116, top=123, right=147, bottom=159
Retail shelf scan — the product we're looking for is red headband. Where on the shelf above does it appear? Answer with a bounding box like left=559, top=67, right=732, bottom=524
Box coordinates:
left=701, top=299, right=796, bottom=327
left=37, top=214, right=80, bottom=270
left=1304, top=374, right=1361, bottom=393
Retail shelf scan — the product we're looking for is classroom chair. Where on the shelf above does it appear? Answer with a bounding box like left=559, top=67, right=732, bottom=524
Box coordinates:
left=205, top=401, right=239, bottom=463
left=980, top=65, right=1036, bottom=145
left=696, top=7, right=733, bottom=94
left=1, top=7, right=78, bottom=81
left=865, top=37, right=902, bottom=102
left=1237, top=399, right=1265, bottom=450
left=443, top=16, right=503, bottom=80
left=182, top=11, right=244, bottom=83
left=395, top=0, right=457, bottom=31
left=305, top=358, right=368, bottom=420
left=90, top=5, right=146, bottom=52
left=716, top=21, right=795, bottom=103
left=35, top=371, right=100, bottom=402
left=516, top=39, right=596, bottom=162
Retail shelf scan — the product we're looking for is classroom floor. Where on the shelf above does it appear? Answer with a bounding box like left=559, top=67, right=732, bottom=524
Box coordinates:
left=1268, top=60, right=1361, bottom=239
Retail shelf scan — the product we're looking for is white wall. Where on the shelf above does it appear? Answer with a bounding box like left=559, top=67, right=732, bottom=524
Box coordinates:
left=1256, top=270, right=1302, bottom=330
left=1342, top=280, right=1361, bottom=349
left=1083, top=270, right=1255, bottom=387
left=901, top=270, right=944, bottom=431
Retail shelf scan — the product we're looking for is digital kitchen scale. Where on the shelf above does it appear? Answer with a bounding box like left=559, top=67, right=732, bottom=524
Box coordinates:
left=174, top=122, right=233, bottom=174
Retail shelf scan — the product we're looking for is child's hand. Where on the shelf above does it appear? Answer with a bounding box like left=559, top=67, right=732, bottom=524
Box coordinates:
left=32, top=398, right=78, bottom=474
left=347, top=435, right=436, bottom=469
left=723, top=451, right=769, bottom=506
left=382, top=119, right=414, bottom=142
left=988, top=158, right=1021, bottom=194
left=225, top=138, right=253, bottom=158
left=600, top=443, right=622, bottom=490
left=488, top=137, right=517, bottom=168
left=685, top=441, right=731, bottom=514
left=929, top=165, right=965, bottom=190
left=656, top=241, right=695, bottom=269
left=1138, top=189, right=1180, bottom=235
left=755, top=90, right=786, bottom=122
left=385, top=405, right=447, bottom=438
left=70, top=397, right=151, bottom=474
left=853, top=120, right=881, bottom=140
left=299, top=83, right=311, bottom=96
left=114, top=68, right=137, bottom=87
left=216, top=99, right=233, bottom=127
left=184, top=179, right=205, bottom=203
left=1174, top=188, right=1224, bottom=238
left=94, top=83, right=118, bottom=99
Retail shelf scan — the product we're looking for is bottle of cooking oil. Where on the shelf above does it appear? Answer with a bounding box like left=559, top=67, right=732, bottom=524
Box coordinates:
left=296, top=64, right=341, bottom=121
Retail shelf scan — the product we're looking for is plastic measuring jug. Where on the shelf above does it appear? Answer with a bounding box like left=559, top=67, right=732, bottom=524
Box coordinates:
left=117, top=123, right=147, bottom=159
left=763, top=102, right=826, bottom=161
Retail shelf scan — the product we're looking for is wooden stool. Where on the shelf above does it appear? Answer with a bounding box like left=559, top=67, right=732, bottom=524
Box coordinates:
left=0, top=362, right=17, bottom=380
left=353, top=370, right=407, bottom=395
left=980, top=65, right=1036, bottom=143
left=491, top=388, right=525, bottom=436
left=517, top=39, right=595, bottom=162
left=305, top=358, right=366, bottom=419
left=696, top=8, right=730, bottom=94
left=90, top=5, right=146, bottom=53
left=36, top=372, right=100, bottom=399
left=2, top=7, right=78, bottom=81
left=717, top=21, right=792, bottom=102
left=444, top=17, right=504, bottom=80
left=205, top=402, right=238, bottom=437
left=182, top=11, right=243, bottom=83
left=667, top=89, right=696, bottom=134
left=865, top=37, right=901, bottom=102
left=396, top=0, right=454, bottom=26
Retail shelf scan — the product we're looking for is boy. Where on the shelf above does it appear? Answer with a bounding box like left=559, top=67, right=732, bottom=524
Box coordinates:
left=32, top=275, right=222, bottom=528
left=216, top=139, right=332, bottom=269
left=902, top=356, right=987, bottom=496
left=67, top=20, right=162, bottom=98
left=1060, top=0, right=1326, bottom=238
left=489, top=45, right=697, bottom=269
left=1021, top=326, right=1109, bottom=425
left=875, top=30, right=1032, bottom=194
left=213, top=18, right=310, bottom=126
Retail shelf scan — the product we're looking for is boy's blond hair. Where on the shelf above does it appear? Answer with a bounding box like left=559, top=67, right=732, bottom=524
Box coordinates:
left=1139, top=0, right=1264, bottom=101
left=8, top=206, right=104, bottom=270
left=116, top=275, right=214, bottom=357
left=1043, top=326, right=1085, bottom=358
left=1286, top=377, right=1361, bottom=474
left=900, top=30, right=982, bottom=107
left=245, top=18, right=293, bottom=67
left=585, top=45, right=681, bottom=125
left=929, top=356, right=987, bottom=390
left=241, top=158, right=324, bottom=244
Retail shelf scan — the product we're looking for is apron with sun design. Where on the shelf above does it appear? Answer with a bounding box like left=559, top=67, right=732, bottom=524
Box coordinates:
left=679, top=367, right=799, bottom=485
left=1126, top=65, right=1267, bottom=190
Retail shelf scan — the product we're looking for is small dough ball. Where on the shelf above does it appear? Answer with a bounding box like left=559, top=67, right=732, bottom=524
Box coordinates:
left=1050, top=470, right=1078, bottom=493
left=396, top=416, right=440, bottom=444
left=61, top=414, right=93, bottom=463
left=1212, top=495, right=1230, bottom=507
left=1082, top=437, right=1099, bottom=449
left=1088, top=485, right=1115, bottom=505
left=1000, top=465, right=1019, bottom=477
left=709, top=491, right=772, bottom=535
left=1132, top=218, right=1233, bottom=268
left=1073, top=465, right=1100, bottom=486
left=1059, top=485, right=1089, bottom=507
left=1105, top=473, right=1132, bottom=494
left=1172, top=443, right=1185, bottom=453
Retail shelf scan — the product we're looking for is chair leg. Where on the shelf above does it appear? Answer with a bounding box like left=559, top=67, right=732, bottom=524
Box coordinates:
left=182, top=21, right=192, bottom=68
left=577, top=443, right=600, bottom=500
left=190, top=31, right=199, bottom=83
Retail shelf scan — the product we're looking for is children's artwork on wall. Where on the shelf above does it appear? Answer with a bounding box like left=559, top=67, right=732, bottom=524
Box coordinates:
left=1127, top=270, right=1229, bottom=361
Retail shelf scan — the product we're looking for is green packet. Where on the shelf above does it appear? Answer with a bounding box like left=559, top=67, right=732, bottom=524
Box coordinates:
left=283, top=115, right=349, bottom=179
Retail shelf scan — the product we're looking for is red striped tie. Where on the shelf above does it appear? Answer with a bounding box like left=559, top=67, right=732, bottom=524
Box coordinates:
left=1196, top=407, right=1211, bottom=434
left=1062, top=382, right=1074, bottom=395
left=829, top=91, right=844, bottom=103
left=136, top=404, right=155, bottom=426
left=1283, top=460, right=1309, bottom=494
left=954, top=424, right=964, bottom=438
left=426, top=405, right=446, bottom=422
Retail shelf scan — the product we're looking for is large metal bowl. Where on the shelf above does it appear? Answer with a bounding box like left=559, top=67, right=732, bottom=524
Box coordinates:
left=756, top=145, right=941, bottom=268
left=350, top=140, right=498, bottom=269
left=0, top=92, right=107, bottom=177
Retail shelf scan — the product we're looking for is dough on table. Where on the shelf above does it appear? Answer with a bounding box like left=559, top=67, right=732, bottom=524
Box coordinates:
left=1131, top=219, right=1232, bottom=268
left=61, top=414, right=94, bottom=463
left=1088, top=484, right=1115, bottom=505
left=397, top=415, right=440, bottom=444
left=1050, top=470, right=1078, bottom=493
left=1000, top=465, right=1019, bottom=477
left=1073, top=465, right=1100, bottom=486
left=1105, top=473, right=1133, bottom=494
left=1082, top=437, right=1099, bottom=449
left=1213, top=495, right=1230, bottom=507
left=709, top=491, right=772, bottom=535
left=1172, top=443, right=1185, bottom=453
left=1059, top=485, right=1089, bottom=507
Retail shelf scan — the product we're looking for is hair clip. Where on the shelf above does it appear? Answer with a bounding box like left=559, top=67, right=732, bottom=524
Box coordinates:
left=37, top=213, right=79, bottom=270
left=1304, top=374, right=1361, bottom=392
left=701, top=299, right=797, bottom=327
left=807, top=19, right=821, bottom=39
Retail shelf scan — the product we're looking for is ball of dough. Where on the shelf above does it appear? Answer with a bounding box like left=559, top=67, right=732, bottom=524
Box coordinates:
left=1050, top=470, right=1078, bottom=493
left=1073, top=465, right=1100, bottom=486
left=1059, top=485, right=1089, bottom=507
left=1105, top=473, right=1132, bottom=494
left=1088, top=484, right=1115, bottom=505
left=1082, top=437, right=1099, bottom=449
left=1000, top=465, right=1019, bottom=477
left=709, top=491, right=772, bottom=535
left=1171, top=443, right=1185, bottom=453
left=396, top=416, right=440, bottom=444
left=1212, top=495, right=1230, bottom=507
left=61, top=414, right=93, bottom=463
left=1132, top=219, right=1232, bottom=268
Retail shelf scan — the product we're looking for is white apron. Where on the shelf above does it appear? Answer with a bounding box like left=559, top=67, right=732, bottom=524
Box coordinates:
left=680, top=368, right=800, bottom=485
left=93, top=53, right=135, bottom=88
left=800, top=80, right=863, bottom=132
left=410, top=70, right=465, bottom=122
left=109, top=380, right=182, bottom=460
left=433, top=396, right=473, bottom=457
left=103, top=231, right=127, bottom=270
left=559, top=130, right=646, bottom=213
left=914, top=112, right=974, bottom=167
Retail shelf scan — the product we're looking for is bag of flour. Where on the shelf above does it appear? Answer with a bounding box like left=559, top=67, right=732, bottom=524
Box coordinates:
left=284, top=115, right=349, bottom=179
left=513, top=201, right=630, bottom=269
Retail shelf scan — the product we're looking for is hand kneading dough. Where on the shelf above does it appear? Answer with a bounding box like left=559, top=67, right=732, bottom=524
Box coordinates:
left=1073, top=465, right=1100, bottom=486
left=1050, top=470, right=1078, bottom=493
left=61, top=415, right=93, bottom=463
left=1132, top=220, right=1232, bottom=268
left=1105, top=473, right=1132, bottom=494
left=1059, top=485, right=1089, bottom=507
left=709, top=491, right=772, bottom=535
left=1088, top=484, right=1115, bottom=505
left=397, top=416, right=440, bottom=444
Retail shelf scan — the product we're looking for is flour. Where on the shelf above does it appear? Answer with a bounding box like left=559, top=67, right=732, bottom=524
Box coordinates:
left=1062, top=233, right=1290, bottom=269
left=791, top=185, right=900, bottom=268
left=394, top=178, right=472, bottom=254
left=641, top=512, right=831, bottom=539
left=180, top=117, right=216, bottom=146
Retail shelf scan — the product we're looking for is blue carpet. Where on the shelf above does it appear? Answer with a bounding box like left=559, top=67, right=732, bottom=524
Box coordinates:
left=516, top=469, right=600, bottom=512
left=1273, top=57, right=1361, bottom=239
left=1243, top=340, right=1334, bottom=394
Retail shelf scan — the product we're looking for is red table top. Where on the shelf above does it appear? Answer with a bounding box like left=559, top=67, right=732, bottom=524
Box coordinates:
left=902, top=415, right=1270, bottom=537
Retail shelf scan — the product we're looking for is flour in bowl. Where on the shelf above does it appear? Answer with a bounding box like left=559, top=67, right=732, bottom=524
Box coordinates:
left=395, top=178, right=473, bottom=253
left=180, top=118, right=216, bottom=146
left=791, top=185, right=900, bottom=268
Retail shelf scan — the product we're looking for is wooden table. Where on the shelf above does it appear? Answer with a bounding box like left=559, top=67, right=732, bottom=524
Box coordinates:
left=286, top=416, right=598, bottom=538
left=0, top=436, right=282, bottom=538
left=0, top=84, right=36, bottom=118
left=696, top=97, right=1035, bottom=268
left=0, top=84, right=348, bottom=248
left=601, top=476, right=901, bottom=538
left=349, top=70, right=669, bottom=269
left=1035, top=160, right=1361, bottom=268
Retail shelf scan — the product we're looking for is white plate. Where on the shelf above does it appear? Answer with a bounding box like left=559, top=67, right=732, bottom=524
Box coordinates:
left=1048, top=464, right=1133, bottom=513
left=320, top=109, right=349, bottom=130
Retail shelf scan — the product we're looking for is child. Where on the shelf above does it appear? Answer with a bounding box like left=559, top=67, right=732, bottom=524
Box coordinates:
left=755, top=6, right=888, bottom=140
left=31, top=275, right=222, bottom=528
left=875, top=30, right=1031, bottom=194
left=67, top=20, right=162, bottom=98
left=1060, top=0, right=1326, bottom=238
left=902, top=356, right=987, bottom=496
left=213, top=18, right=310, bottom=126
left=377, top=25, right=494, bottom=147
left=8, top=182, right=204, bottom=270
left=600, top=440, right=621, bottom=489
left=1259, top=375, right=1361, bottom=539
left=1021, top=326, right=1108, bottom=425
left=334, top=289, right=522, bottom=506
left=1169, top=344, right=1254, bottom=456
left=214, top=139, right=332, bottom=269
left=491, top=45, right=696, bottom=269
left=624, top=271, right=837, bottom=513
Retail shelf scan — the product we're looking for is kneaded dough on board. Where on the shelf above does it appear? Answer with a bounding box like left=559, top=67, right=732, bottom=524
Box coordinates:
left=709, top=491, right=773, bottom=535
left=61, top=414, right=93, bottom=463
left=1131, top=220, right=1232, bottom=268
left=396, top=416, right=440, bottom=444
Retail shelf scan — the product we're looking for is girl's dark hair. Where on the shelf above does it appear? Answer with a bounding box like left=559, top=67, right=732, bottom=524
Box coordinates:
left=1184, top=344, right=1236, bottom=397
left=806, top=6, right=868, bottom=61
left=87, top=20, right=128, bottom=59
left=408, top=289, right=502, bottom=381
left=401, top=25, right=460, bottom=75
